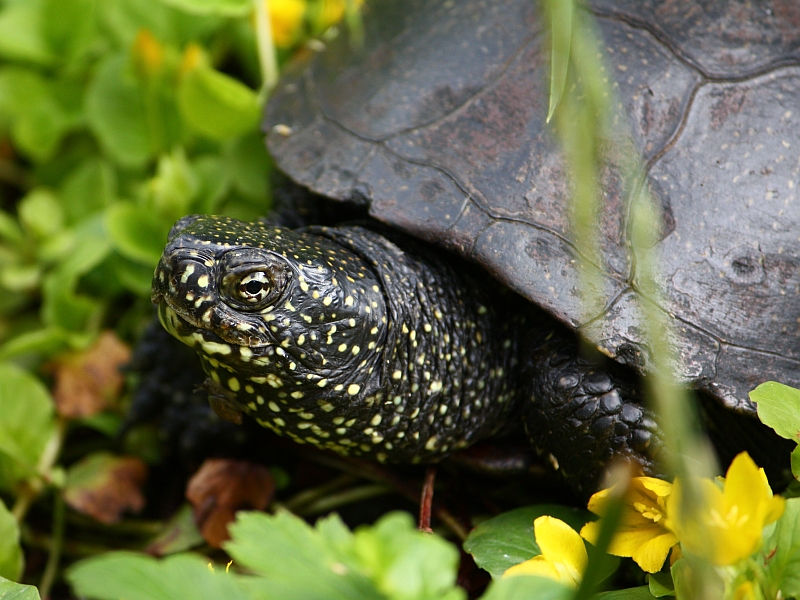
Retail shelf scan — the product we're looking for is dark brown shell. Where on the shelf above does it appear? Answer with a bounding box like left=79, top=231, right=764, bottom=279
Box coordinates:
left=264, top=0, right=800, bottom=412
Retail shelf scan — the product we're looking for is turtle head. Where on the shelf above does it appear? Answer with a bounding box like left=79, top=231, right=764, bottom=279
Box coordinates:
left=152, top=215, right=387, bottom=414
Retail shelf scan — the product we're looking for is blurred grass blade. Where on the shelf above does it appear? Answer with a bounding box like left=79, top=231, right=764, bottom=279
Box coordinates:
left=345, top=0, right=364, bottom=48
left=254, top=0, right=278, bottom=98
left=546, top=0, right=573, bottom=123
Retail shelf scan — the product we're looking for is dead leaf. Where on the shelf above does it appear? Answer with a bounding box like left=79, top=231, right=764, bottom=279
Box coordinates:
left=186, top=459, right=274, bottom=548
left=64, top=452, right=147, bottom=524
left=51, top=331, right=132, bottom=418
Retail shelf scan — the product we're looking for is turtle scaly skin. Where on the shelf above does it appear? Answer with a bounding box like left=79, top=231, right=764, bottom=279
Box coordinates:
left=152, top=215, right=659, bottom=492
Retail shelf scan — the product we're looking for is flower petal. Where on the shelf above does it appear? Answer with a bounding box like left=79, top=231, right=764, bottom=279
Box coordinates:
left=504, top=556, right=561, bottom=580
left=534, top=516, right=588, bottom=575
left=630, top=531, right=679, bottom=573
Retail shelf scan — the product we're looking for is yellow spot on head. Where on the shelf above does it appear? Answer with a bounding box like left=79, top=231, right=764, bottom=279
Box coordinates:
left=347, top=384, right=361, bottom=395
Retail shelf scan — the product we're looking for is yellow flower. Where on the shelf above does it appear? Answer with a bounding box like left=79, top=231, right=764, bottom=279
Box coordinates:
left=581, top=477, right=678, bottom=573
left=504, top=516, right=587, bottom=588
left=667, top=452, right=785, bottom=566
left=268, top=0, right=307, bottom=48
left=734, top=581, right=764, bottom=600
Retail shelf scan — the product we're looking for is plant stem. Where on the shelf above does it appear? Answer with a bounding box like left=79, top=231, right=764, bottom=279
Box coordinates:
left=38, top=494, right=65, bottom=600
left=254, top=0, right=278, bottom=101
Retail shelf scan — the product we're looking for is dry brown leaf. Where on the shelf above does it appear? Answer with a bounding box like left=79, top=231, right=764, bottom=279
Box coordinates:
left=51, top=331, right=131, bottom=418
left=186, top=459, right=274, bottom=548
left=64, top=452, right=148, bottom=524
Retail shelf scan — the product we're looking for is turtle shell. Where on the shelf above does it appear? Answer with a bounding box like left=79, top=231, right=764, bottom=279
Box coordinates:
left=264, top=0, right=800, bottom=413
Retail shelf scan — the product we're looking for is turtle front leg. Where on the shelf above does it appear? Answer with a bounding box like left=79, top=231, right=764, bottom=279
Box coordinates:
left=524, top=326, right=662, bottom=495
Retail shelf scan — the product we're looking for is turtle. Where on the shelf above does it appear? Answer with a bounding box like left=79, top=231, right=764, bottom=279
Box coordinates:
left=150, top=0, right=800, bottom=493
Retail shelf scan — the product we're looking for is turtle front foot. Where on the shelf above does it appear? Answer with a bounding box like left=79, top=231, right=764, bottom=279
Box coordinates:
left=524, top=329, right=663, bottom=496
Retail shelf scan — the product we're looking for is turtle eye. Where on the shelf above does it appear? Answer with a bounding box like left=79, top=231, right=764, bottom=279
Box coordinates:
left=233, top=271, right=273, bottom=304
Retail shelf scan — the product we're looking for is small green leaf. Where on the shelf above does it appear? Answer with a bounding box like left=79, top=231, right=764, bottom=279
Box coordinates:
left=764, top=497, right=800, bottom=597
left=41, top=0, right=97, bottom=60
left=157, top=0, right=250, bottom=17
left=750, top=381, right=800, bottom=442
left=60, top=159, right=117, bottom=224
left=223, top=132, right=270, bottom=203
left=0, top=1, right=53, bottom=65
left=178, top=66, right=260, bottom=141
left=85, top=55, right=155, bottom=167
left=792, top=446, right=800, bottom=481
left=18, top=189, right=64, bottom=239
left=105, top=203, right=169, bottom=266
left=595, top=587, right=657, bottom=600
left=478, top=575, right=572, bottom=600
left=0, top=363, right=56, bottom=488
left=0, top=500, right=23, bottom=582
left=67, top=552, right=249, bottom=600
left=545, top=0, right=573, bottom=123
left=0, top=68, right=72, bottom=161
left=145, top=504, right=204, bottom=556
left=146, top=150, right=198, bottom=222
left=225, top=510, right=379, bottom=600
left=351, top=511, right=464, bottom=600
left=647, top=572, right=674, bottom=598
left=463, top=505, right=591, bottom=579
left=0, top=327, right=70, bottom=362
left=0, top=575, right=41, bottom=600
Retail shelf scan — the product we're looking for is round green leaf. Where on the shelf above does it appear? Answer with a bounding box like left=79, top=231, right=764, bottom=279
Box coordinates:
left=85, top=56, right=153, bottom=167
left=0, top=575, right=40, bottom=600
left=463, top=505, right=594, bottom=580
left=178, top=67, right=259, bottom=141
left=158, top=0, right=250, bottom=16
left=105, top=203, right=169, bottom=267
left=0, top=500, right=22, bottom=582
left=750, top=381, right=800, bottom=442
left=0, top=363, right=56, bottom=488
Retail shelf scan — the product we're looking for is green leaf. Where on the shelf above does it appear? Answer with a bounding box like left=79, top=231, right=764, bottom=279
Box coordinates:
left=99, top=0, right=220, bottom=50
left=146, top=150, right=198, bottom=223
left=750, top=381, right=800, bottom=442
left=0, top=327, right=70, bottom=362
left=145, top=504, right=204, bottom=556
left=85, top=55, right=157, bottom=167
left=107, top=254, right=155, bottom=296
left=0, top=500, right=23, bottom=582
left=0, top=363, right=56, bottom=488
left=0, top=1, right=53, bottom=65
left=157, top=0, right=250, bottom=17
left=60, top=159, right=117, bottom=224
left=223, top=132, right=270, bottom=203
left=225, top=510, right=380, bottom=600
left=478, top=575, right=572, bottom=600
left=792, top=446, right=800, bottom=482
left=178, top=66, right=260, bottom=141
left=646, top=572, right=674, bottom=598
left=193, top=155, right=231, bottom=213
left=463, top=505, right=592, bottom=579
left=106, top=203, right=169, bottom=266
left=351, top=511, right=464, bottom=600
left=0, top=575, right=41, bottom=600
left=764, top=497, right=800, bottom=597
left=41, top=270, right=103, bottom=331
left=67, top=552, right=249, bottom=600
left=18, top=188, right=64, bottom=238
left=595, top=587, right=656, bottom=600
left=0, top=68, right=73, bottom=161
left=41, top=0, right=98, bottom=60
left=546, top=0, right=573, bottom=123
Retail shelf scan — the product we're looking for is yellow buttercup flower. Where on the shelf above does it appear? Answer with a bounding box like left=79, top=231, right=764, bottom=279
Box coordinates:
left=667, top=452, right=785, bottom=566
left=268, top=0, right=307, bottom=48
left=504, top=516, right=587, bottom=588
left=581, top=477, right=678, bottom=573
